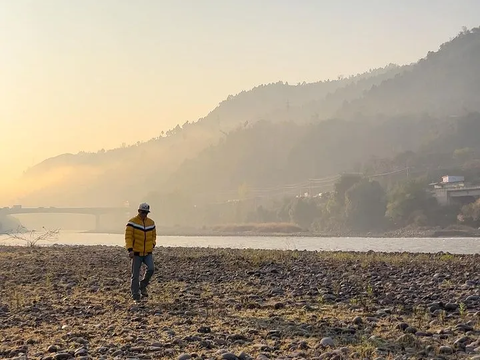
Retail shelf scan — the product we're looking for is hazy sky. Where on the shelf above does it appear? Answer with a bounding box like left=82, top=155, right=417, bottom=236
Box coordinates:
left=1, top=0, right=479, bottom=190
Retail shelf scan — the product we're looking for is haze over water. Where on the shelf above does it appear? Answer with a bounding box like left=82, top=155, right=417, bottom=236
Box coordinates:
left=1, top=233, right=479, bottom=254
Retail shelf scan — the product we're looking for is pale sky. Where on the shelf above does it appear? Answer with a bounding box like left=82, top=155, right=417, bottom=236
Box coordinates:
left=1, top=0, right=479, bottom=188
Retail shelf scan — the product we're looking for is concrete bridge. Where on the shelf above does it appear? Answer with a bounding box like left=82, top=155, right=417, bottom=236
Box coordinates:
left=0, top=206, right=130, bottom=231
left=431, top=186, right=480, bottom=206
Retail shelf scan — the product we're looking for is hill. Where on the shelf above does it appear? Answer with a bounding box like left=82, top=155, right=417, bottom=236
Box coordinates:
left=0, top=215, right=22, bottom=234
left=15, top=67, right=402, bottom=206
left=14, top=27, right=480, bottom=213
left=152, top=27, right=480, bottom=200
left=337, top=27, right=480, bottom=119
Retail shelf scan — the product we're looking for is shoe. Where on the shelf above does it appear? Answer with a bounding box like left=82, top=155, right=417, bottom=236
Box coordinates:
left=140, top=287, right=148, bottom=298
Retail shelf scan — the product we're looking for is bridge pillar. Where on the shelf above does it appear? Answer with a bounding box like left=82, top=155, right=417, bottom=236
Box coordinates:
left=95, top=214, right=101, bottom=232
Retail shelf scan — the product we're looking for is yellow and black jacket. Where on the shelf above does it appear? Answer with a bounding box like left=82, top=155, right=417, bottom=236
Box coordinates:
left=125, top=215, right=157, bottom=256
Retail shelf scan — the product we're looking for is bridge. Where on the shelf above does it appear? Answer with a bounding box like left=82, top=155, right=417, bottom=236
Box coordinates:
left=0, top=206, right=130, bottom=231
left=431, top=186, right=480, bottom=206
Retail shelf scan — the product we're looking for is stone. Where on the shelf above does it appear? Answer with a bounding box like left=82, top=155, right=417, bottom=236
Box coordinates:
left=320, top=337, right=334, bottom=347
left=404, top=326, right=417, bottom=334
left=255, top=355, right=269, bottom=360
left=438, top=346, right=454, bottom=355
left=273, top=302, right=285, bottom=309
left=456, top=323, right=474, bottom=332
left=111, top=350, right=123, bottom=357
left=74, top=347, right=88, bottom=357
left=445, top=302, right=459, bottom=311
left=47, top=345, right=58, bottom=353
left=53, top=353, right=72, bottom=360
left=238, top=352, right=251, bottom=360
left=221, top=353, right=239, bottom=360
left=197, top=326, right=211, bottom=333
left=352, top=316, right=363, bottom=325
left=96, top=346, right=108, bottom=354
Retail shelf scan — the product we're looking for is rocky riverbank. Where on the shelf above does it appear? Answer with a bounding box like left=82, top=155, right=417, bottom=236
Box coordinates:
left=0, top=246, right=479, bottom=359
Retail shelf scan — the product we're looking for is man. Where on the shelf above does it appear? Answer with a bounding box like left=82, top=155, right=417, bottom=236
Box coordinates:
left=125, top=202, right=156, bottom=302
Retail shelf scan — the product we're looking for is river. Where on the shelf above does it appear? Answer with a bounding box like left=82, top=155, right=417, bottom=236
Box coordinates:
left=0, top=231, right=479, bottom=254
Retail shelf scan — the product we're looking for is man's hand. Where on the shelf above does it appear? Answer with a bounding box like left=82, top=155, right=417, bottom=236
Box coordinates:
left=128, top=250, right=134, bottom=259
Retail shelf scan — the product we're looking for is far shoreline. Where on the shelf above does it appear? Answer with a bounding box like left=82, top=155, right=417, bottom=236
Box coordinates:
left=81, top=227, right=480, bottom=239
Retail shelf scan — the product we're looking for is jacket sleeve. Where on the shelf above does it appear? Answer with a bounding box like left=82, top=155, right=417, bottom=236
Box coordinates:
left=125, top=223, right=134, bottom=250
left=152, top=222, right=157, bottom=247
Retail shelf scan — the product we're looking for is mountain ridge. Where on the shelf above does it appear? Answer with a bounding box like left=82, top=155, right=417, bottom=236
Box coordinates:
left=13, top=26, right=480, bottom=208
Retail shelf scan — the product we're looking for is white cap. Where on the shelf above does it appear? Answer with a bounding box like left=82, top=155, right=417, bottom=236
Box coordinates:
left=138, top=203, right=150, bottom=213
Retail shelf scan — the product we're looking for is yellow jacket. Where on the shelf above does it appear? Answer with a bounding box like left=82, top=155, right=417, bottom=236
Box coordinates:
left=125, top=215, right=157, bottom=255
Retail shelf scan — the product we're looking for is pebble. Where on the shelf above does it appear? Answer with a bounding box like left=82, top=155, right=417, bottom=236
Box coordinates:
left=53, top=353, right=72, bottom=360
left=255, top=355, right=269, bottom=360
left=438, top=345, right=454, bottom=354
left=238, top=352, right=251, bottom=360
left=352, top=316, right=363, bottom=325
left=320, top=337, right=334, bottom=347
left=96, top=346, right=108, bottom=354
left=74, top=347, right=88, bottom=357
left=404, top=326, right=417, bottom=334
left=221, top=353, right=239, bottom=360
left=456, top=323, right=474, bottom=332
left=3, top=246, right=480, bottom=360
left=111, top=350, right=123, bottom=357
left=445, top=302, right=459, bottom=311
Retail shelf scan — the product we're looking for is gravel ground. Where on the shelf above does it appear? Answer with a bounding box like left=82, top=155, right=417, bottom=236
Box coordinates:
left=0, top=245, right=479, bottom=360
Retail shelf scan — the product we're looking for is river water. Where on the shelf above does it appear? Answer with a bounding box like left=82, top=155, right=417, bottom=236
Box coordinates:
left=0, top=232, right=479, bottom=254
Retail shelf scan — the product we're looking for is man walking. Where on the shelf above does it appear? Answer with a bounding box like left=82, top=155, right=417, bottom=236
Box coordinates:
left=125, top=202, right=156, bottom=302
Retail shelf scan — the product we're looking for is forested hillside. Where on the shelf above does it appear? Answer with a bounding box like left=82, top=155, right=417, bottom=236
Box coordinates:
left=338, top=27, right=480, bottom=119
left=16, top=26, right=480, bottom=226
left=145, top=111, right=480, bottom=228
left=17, top=66, right=403, bottom=206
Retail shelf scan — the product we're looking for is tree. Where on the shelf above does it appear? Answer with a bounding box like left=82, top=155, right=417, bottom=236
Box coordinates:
left=276, top=197, right=294, bottom=222
left=345, top=180, right=386, bottom=231
left=453, top=147, right=475, bottom=162
left=289, top=198, right=319, bottom=230
left=334, top=174, right=363, bottom=204
left=458, top=199, right=480, bottom=227
left=386, top=179, right=433, bottom=226
left=237, top=182, right=250, bottom=200
left=6, top=227, right=59, bottom=247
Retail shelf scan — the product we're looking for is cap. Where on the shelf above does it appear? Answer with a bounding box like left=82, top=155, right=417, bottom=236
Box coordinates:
left=138, top=203, right=150, bottom=213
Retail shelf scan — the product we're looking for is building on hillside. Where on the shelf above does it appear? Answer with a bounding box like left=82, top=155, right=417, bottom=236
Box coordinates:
left=430, top=175, right=480, bottom=206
